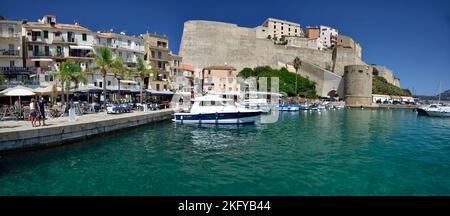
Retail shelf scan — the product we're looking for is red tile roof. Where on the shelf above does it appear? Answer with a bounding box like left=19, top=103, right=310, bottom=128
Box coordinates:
left=203, top=65, right=236, bottom=71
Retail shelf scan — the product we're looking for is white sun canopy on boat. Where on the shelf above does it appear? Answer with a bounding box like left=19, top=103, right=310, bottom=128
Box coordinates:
left=194, top=95, right=233, bottom=102
left=69, top=45, right=94, bottom=50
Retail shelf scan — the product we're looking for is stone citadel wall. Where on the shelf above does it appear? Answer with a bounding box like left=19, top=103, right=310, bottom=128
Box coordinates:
left=179, top=20, right=398, bottom=97
left=179, top=20, right=363, bottom=76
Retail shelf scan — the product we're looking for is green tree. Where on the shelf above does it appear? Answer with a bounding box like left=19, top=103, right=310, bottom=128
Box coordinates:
left=50, top=83, right=58, bottom=102
left=238, top=67, right=255, bottom=78
left=57, top=60, right=84, bottom=103
left=134, top=56, right=158, bottom=103
left=293, top=57, right=302, bottom=96
left=92, top=47, right=114, bottom=104
left=0, top=73, right=5, bottom=85
left=238, top=66, right=317, bottom=98
left=111, top=57, right=130, bottom=101
left=372, top=75, right=411, bottom=96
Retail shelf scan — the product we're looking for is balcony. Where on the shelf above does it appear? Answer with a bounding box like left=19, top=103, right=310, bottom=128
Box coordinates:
left=0, top=50, right=20, bottom=57
left=52, top=37, right=77, bottom=44
left=30, top=51, right=55, bottom=58
left=0, top=66, right=35, bottom=73
left=0, top=32, right=21, bottom=40
left=28, top=36, right=44, bottom=43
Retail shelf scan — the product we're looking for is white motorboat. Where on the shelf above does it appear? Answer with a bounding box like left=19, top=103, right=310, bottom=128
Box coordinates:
left=419, top=104, right=450, bottom=117
left=240, top=98, right=272, bottom=113
left=417, top=82, right=450, bottom=117
left=173, top=95, right=262, bottom=124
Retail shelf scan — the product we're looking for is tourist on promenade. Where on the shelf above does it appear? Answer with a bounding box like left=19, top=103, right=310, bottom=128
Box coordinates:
left=29, top=98, right=38, bottom=127
left=38, top=97, right=47, bottom=126
left=14, top=99, right=22, bottom=116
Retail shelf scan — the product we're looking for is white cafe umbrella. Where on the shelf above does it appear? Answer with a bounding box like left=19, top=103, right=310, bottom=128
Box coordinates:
left=0, top=85, right=36, bottom=105
left=4, top=88, right=36, bottom=105
left=0, top=85, right=35, bottom=94
left=33, top=85, right=62, bottom=95
left=5, top=88, right=36, bottom=96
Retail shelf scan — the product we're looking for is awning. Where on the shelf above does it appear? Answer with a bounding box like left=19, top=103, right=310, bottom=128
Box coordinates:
left=120, top=80, right=138, bottom=84
left=31, top=58, right=53, bottom=62
left=75, top=85, right=102, bottom=93
left=33, top=85, right=62, bottom=95
left=69, top=45, right=94, bottom=50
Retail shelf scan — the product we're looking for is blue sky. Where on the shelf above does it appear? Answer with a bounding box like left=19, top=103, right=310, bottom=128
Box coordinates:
left=1, top=0, right=449, bottom=95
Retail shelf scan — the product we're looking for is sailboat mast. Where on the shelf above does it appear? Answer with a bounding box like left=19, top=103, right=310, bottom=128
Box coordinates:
left=439, top=81, right=442, bottom=104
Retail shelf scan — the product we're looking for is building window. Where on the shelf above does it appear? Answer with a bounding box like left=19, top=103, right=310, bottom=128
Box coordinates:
left=281, top=27, right=283, bottom=30
left=43, top=31, right=48, bottom=39
left=158, top=52, right=162, bottom=59
left=208, top=70, right=211, bottom=75
left=82, top=33, right=87, bottom=41
left=44, top=46, right=49, bottom=56
left=108, top=81, right=111, bottom=86
left=94, top=82, right=97, bottom=86
left=56, top=46, right=62, bottom=56
left=67, top=32, right=74, bottom=42
left=9, top=60, right=15, bottom=67
left=151, top=51, right=155, bottom=58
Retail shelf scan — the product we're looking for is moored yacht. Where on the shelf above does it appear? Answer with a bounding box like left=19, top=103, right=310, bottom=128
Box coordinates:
left=418, top=104, right=450, bottom=117
left=173, top=95, right=262, bottom=124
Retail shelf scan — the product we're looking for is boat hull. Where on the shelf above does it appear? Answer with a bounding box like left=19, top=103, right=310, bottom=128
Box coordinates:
left=416, top=108, right=429, bottom=116
left=425, top=110, right=450, bottom=117
left=172, top=111, right=262, bottom=124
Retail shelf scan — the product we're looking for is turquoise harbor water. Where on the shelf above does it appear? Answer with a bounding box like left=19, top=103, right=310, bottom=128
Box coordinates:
left=1, top=109, right=450, bottom=195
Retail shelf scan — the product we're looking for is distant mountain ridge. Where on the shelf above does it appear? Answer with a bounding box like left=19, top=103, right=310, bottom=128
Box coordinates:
left=440, top=89, right=450, bottom=100
left=415, top=89, right=450, bottom=101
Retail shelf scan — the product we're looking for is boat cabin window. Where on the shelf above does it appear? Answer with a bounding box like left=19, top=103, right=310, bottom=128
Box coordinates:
left=200, top=100, right=231, bottom=106
left=430, top=105, right=438, bottom=108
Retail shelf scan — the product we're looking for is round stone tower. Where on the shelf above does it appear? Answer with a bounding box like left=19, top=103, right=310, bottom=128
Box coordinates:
left=343, top=65, right=373, bottom=107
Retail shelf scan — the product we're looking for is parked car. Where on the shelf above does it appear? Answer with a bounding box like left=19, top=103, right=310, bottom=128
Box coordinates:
left=106, top=103, right=133, bottom=114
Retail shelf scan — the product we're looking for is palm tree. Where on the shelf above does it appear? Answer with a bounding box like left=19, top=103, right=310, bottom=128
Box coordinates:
left=111, top=57, right=129, bottom=101
left=134, top=56, right=157, bottom=103
left=65, top=63, right=87, bottom=99
left=293, top=57, right=302, bottom=96
left=57, top=60, right=84, bottom=103
left=55, top=61, right=76, bottom=103
left=93, top=47, right=113, bottom=104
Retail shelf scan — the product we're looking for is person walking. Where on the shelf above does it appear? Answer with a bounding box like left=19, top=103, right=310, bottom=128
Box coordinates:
left=29, top=98, right=38, bottom=127
left=38, top=97, right=47, bottom=126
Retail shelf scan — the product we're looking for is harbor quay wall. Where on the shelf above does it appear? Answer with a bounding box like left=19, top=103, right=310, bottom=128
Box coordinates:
left=0, top=109, right=174, bottom=154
